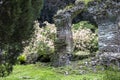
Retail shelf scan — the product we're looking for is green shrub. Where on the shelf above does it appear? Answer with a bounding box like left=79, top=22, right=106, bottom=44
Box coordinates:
left=17, top=54, right=26, bottom=64
left=103, top=68, right=120, bottom=80
left=72, top=21, right=98, bottom=53
left=0, top=63, right=13, bottom=77
left=23, top=21, right=56, bottom=63
left=73, top=21, right=97, bottom=32
left=0, top=64, right=8, bottom=77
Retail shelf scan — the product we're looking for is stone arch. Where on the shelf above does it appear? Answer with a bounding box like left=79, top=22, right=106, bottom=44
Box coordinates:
left=53, top=0, right=120, bottom=67
left=87, top=0, right=120, bottom=53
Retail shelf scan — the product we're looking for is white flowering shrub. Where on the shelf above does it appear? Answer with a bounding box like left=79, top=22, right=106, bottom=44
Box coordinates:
left=73, top=28, right=98, bottom=53
left=21, top=21, right=56, bottom=63
left=20, top=21, right=98, bottom=63
left=72, top=21, right=98, bottom=53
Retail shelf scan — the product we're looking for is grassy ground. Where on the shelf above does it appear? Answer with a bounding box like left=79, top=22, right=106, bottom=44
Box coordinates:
left=0, top=60, right=120, bottom=80
left=0, top=63, right=103, bottom=80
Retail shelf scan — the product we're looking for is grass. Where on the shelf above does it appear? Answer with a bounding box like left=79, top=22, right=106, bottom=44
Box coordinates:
left=74, top=51, right=90, bottom=56
left=102, top=68, right=120, bottom=80
left=76, top=0, right=94, bottom=4
left=0, top=63, right=103, bottom=80
left=0, top=61, right=120, bottom=80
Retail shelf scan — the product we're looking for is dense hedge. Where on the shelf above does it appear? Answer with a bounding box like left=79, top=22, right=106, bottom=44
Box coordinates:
left=0, top=0, right=43, bottom=77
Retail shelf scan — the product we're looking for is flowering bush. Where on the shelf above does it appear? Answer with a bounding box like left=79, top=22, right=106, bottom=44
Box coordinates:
left=22, top=21, right=56, bottom=63
left=73, top=28, right=98, bottom=53
left=72, top=21, right=98, bottom=53
left=21, top=21, right=98, bottom=63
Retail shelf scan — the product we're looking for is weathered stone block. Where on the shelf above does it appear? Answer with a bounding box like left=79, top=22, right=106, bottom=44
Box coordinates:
left=98, top=19, right=120, bottom=53
left=99, top=45, right=120, bottom=52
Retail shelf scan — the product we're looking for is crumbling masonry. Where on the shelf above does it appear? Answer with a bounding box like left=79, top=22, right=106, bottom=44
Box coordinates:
left=53, top=0, right=120, bottom=67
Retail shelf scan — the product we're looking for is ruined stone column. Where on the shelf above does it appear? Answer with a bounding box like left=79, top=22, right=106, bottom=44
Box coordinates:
left=53, top=13, right=73, bottom=67
left=53, top=2, right=85, bottom=67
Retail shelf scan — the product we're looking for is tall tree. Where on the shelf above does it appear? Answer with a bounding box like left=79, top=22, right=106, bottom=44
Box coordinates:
left=0, top=0, right=43, bottom=77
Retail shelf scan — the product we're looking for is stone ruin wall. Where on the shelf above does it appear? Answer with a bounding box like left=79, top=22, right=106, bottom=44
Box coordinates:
left=54, top=0, right=120, bottom=53
left=87, top=0, right=120, bottom=53
left=53, top=0, right=120, bottom=67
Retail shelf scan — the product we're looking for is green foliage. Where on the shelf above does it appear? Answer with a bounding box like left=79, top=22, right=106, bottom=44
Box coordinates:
left=17, top=54, right=26, bottom=64
left=32, top=0, right=43, bottom=18
left=73, top=21, right=97, bottom=32
left=23, top=22, right=56, bottom=63
left=37, top=41, right=54, bottom=55
left=65, top=4, right=74, bottom=10
left=0, top=0, right=43, bottom=77
left=73, top=21, right=98, bottom=54
left=103, top=68, right=120, bottom=80
left=0, top=63, right=13, bottom=77
left=76, top=0, right=93, bottom=4
left=0, top=64, right=8, bottom=77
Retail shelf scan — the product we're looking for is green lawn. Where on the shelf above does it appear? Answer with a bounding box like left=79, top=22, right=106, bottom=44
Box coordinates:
left=0, top=64, right=103, bottom=80
left=1, top=62, right=120, bottom=80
